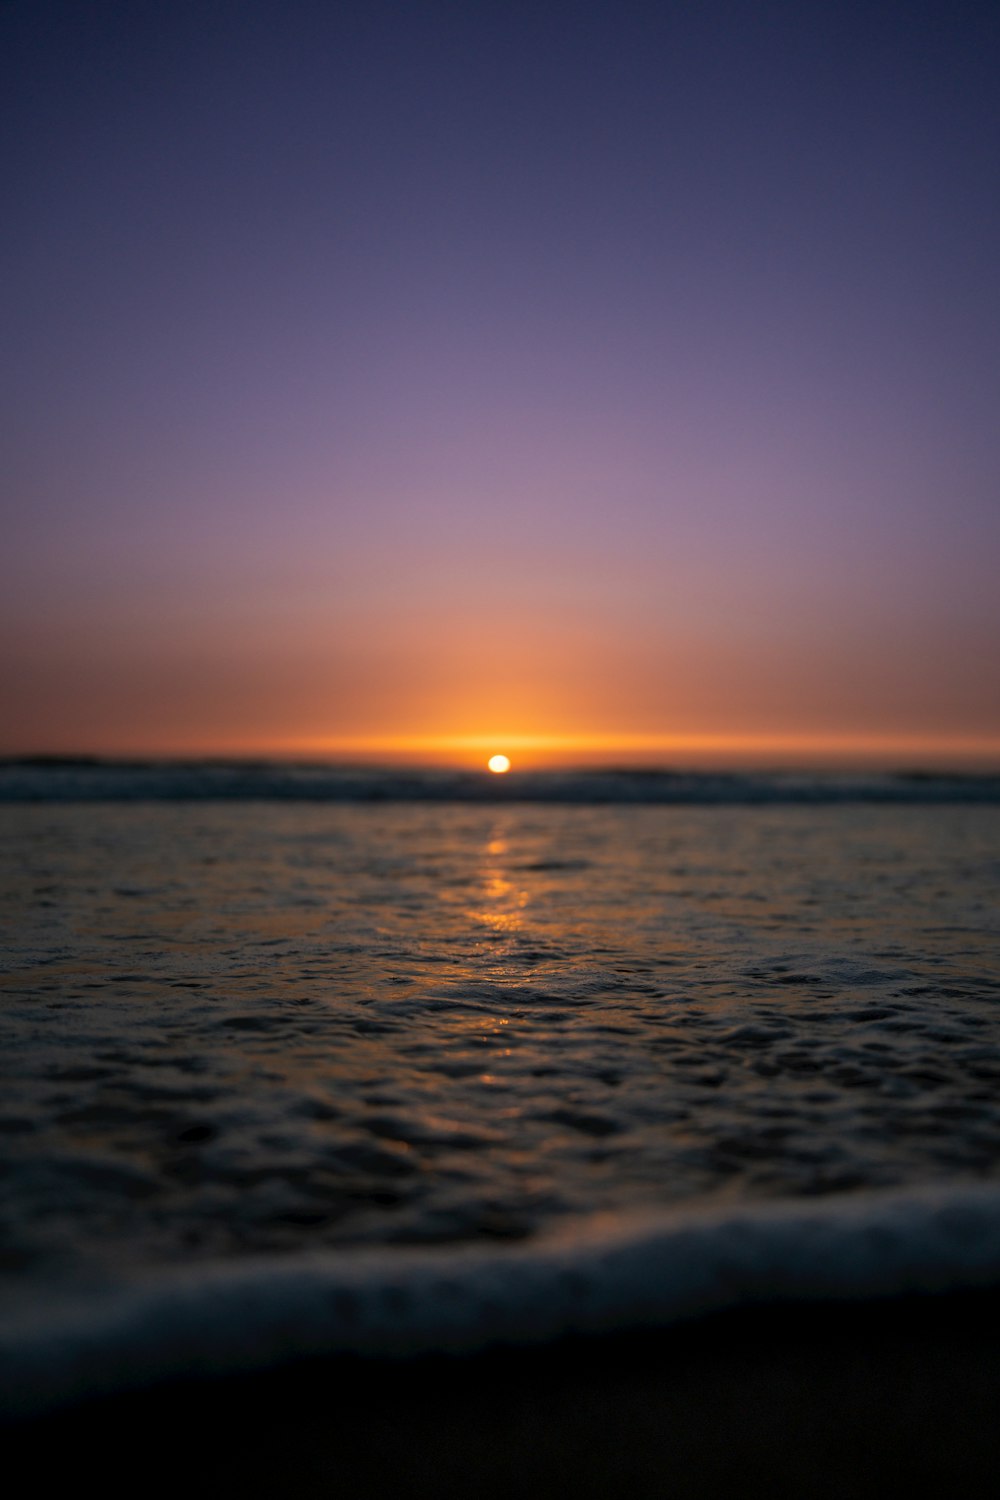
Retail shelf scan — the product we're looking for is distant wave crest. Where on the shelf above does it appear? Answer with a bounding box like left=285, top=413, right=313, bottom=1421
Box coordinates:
left=2, top=760, right=999, bottom=804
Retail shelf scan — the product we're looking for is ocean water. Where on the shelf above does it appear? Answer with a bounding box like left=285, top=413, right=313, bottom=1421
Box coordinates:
left=2, top=780, right=1000, bottom=1412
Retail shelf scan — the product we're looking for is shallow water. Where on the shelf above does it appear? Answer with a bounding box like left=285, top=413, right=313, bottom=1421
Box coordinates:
left=1, top=801, right=999, bottom=1304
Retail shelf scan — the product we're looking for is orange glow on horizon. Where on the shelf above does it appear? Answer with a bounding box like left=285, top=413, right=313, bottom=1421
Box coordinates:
left=303, top=732, right=1000, bottom=771
left=33, top=728, right=1000, bottom=771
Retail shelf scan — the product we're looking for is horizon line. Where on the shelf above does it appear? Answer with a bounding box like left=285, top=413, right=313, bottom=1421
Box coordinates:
left=4, top=730, right=1000, bottom=772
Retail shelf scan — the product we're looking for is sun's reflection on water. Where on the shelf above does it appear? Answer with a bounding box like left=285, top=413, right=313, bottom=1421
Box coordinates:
left=469, top=821, right=529, bottom=949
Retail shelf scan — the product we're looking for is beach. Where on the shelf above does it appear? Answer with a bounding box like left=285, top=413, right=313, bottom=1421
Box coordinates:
left=6, top=0, right=1000, bottom=1486
left=2, top=773, right=1000, bottom=1490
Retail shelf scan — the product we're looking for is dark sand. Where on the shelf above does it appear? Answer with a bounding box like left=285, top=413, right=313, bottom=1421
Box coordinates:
left=6, top=1290, right=1000, bottom=1498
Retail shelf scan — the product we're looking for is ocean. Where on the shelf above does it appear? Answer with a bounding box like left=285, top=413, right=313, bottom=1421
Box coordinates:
left=2, top=763, right=1000, bottom=1427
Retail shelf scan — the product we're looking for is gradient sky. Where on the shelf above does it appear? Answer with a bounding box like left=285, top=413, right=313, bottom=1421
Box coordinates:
left=2, top=0, right=999, bottom=765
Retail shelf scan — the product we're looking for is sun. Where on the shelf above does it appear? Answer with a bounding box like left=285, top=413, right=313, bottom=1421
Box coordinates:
left=487, top=754, right=511, bottom=774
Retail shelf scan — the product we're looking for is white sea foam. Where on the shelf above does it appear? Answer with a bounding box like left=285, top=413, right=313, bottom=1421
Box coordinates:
left=4, top=1181, right=1000, bottom=1421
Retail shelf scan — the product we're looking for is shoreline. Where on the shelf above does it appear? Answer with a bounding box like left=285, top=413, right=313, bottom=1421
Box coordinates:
left=7, top=1290, right=1000, bottom=1498
left=6, top=1181, right=1000, bottom=1425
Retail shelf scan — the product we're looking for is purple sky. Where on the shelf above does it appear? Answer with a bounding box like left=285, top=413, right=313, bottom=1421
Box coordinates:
left=2, top=0, right=999, bottom=763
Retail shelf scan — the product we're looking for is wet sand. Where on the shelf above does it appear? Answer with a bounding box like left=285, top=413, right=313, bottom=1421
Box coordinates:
left=6, top=1290, right=1000, bottom=1499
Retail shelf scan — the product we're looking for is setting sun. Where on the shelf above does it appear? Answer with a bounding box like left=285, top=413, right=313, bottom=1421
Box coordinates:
left=487, top=755, right=511, bottom=774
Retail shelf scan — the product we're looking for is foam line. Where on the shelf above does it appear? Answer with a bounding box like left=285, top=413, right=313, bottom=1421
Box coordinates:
left=5, top=1181, right=1000, bottom=1420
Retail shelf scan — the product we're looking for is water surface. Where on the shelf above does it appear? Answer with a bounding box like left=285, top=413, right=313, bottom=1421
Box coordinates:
left=1, top=801, right=999, bottom=1307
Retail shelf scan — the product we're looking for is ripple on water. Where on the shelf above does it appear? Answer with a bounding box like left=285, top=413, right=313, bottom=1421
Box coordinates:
left=0, top=800, right=998, bottom=1300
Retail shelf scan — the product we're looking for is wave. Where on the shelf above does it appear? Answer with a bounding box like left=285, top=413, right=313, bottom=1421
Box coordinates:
left=2, top=759, right=999, bottom=804
left=5, top=1180, right=1000, bottom=1420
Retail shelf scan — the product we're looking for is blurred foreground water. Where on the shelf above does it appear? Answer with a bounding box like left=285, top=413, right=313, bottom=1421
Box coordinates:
left=2, top=796, right=998, bottom=1307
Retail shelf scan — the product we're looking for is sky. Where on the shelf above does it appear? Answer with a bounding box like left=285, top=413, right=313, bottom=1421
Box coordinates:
left=2, top=0, right=999, bottom=767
